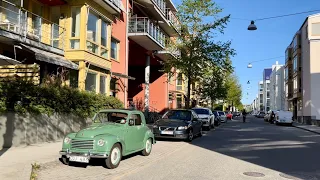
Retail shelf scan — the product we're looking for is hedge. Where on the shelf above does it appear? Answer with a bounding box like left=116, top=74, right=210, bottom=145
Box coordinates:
left=0, top=79, right=123, bottom=118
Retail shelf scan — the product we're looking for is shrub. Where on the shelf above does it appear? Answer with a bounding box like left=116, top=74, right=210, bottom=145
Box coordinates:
left=0, top=79, right=123, bottom=118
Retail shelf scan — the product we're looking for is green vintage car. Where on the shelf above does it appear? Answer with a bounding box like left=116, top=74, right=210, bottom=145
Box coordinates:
left=59, top=109, right=155, bottom=169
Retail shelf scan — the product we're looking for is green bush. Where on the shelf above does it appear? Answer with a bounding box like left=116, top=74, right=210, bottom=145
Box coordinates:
left=0, top=79, right=123, bottom=118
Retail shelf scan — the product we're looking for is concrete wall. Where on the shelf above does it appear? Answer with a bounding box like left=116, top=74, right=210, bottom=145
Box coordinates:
left=0, top=113, right=89, bottom=148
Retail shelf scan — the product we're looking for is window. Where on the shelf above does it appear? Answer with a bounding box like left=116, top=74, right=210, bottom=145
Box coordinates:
left=312, top=23, right=320, bottom=36
left=176, top=73, right=183, bottom=90
left=111, top=38, right=119, bottom=60
left=86, top=11, right=99, bottom=54
left=110, top=78, right=117, bottom=97
left=293, top=56, right=298, bottom=72
left=130, top=114, right=142, bottom=126
left=293, top=77, right=298, bottom=91
left=176, top=94, right=182, bottom=108
left=100, top=76, right=106, bottom=94
left=101, top=20, right=108, bottom=58
left=85, top=72, right=96, bottom=92
left=70, top=7, right=81, bottom=49
left=267, top=92, right=270, bottom=98
left=285, top=67, right=288, bottom=79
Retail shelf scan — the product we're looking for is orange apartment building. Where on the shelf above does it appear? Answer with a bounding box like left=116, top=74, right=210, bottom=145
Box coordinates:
left=127, top=0, right=182, bottom=113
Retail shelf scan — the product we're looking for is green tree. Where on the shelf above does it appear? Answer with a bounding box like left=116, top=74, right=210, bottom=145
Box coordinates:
left=163, top=0, right=235, bottom=108
left=225, top=74, right=242, bottom=111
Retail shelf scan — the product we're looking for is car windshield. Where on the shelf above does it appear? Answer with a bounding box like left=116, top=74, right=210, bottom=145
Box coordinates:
left=162, top=110, right=192, bottom=121
left=93, top=112, right=128, bottom=124
left=218, top=112, right=225, bottom=116
left=193, top=109, right=209, bottom=115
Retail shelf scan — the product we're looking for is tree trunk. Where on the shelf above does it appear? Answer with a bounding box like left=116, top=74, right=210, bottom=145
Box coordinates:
left=186, top=75, right=191, bottom=109
left=231, top=100, right=233, bottom=112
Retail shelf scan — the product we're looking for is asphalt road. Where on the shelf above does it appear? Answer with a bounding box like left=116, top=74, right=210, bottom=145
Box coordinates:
left=37, top=116, right=320, bottom=180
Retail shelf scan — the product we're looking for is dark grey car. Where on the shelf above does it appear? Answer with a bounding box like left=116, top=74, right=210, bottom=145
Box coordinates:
left=152, top=109, right=203, bottom=142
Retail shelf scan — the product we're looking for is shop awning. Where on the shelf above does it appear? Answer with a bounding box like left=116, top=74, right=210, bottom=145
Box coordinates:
left=111, top=72, right=135, bottom=80
left=0, top=54, right=21, bottom=65
left=20, top=44, right=79, bottom=70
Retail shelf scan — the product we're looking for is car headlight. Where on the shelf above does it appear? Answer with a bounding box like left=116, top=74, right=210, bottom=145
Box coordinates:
left=97, top=139, right=105, bottom=146
left=177, top=126, right=188, bottom=130
left=64, top=137, right=71, bottom=144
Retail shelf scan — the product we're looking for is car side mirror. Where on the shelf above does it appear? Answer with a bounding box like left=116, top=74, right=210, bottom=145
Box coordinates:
left=129, top=119, right=134, bottom=126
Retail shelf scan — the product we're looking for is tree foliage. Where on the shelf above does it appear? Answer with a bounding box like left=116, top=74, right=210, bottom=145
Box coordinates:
left=225, top=73, right=242, bottom=110
left=163, top=0, right=235, bottom=108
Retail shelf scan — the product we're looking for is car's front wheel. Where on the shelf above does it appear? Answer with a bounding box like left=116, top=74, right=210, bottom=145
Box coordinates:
left=61, top=156, right=69, bottom=165
left=142, top=138, right=152, bottom=156
left=186, top=129, right=193, bottom=142
left=105, top=143, right=122, bottom=169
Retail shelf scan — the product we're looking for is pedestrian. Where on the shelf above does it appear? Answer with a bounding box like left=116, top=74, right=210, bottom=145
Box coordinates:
left=242, top=109, right=247, bottom=123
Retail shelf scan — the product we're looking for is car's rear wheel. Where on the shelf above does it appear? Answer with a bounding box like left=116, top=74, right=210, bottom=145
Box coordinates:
left=105, top=143, right=122, bottom=169
left=142, top=138, right=152, bottom=156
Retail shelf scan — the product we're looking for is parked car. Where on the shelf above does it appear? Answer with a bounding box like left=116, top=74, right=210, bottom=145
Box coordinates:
left=217, top=111, right=227, bottom=123
left=212, top=111, right=221, bottom=126
left=274, top=110, right=293, bottom=125
left=152, top=109, right=203, bottom=142
left=192, top=107, right=215, bottom=130
left=59, top=109, right=155, bottom=169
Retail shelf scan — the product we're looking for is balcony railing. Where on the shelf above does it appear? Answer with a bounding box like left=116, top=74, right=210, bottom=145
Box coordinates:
left=165, top=8, right=181, bottom=32
left=106, top=0, right=122, bottom=9
left=129, top=17, right=166, bottom=47
left=0, top=2, right=65, bottom=50
left=151, top=0, right=166, bottom=15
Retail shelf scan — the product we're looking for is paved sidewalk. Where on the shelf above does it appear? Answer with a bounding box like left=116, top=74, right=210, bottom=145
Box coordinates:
left=293, top=122, right=320, bottom=134
left=0, top=141, right=62, bottom=180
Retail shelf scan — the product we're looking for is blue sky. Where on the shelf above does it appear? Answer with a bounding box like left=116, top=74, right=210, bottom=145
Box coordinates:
left=172, top=0, right=320, bottom=105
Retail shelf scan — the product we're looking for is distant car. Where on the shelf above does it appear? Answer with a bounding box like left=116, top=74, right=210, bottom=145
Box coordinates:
left=233, top=112, right=241, bottom=117
left=217, top=111, right=227, bottom=123
left=256, top=112, right=265, bottom=118
left=152, top=109, right=203, bottom=142
left=192, top=108, right=215, bottom=130
left=59, top=109, right=155, bottom=169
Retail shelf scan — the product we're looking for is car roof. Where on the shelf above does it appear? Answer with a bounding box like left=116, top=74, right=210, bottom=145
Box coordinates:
left=98, top=109, right=142, bottom=113
left=192, top=107, right=210, bottom=110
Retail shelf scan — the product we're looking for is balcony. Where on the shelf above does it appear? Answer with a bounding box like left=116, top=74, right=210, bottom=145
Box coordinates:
left=157, top=45, right=180, bottom=60
left=128, top=17, right=166, bottom=50
left=93, top=0, right=124, bottom=15
left=0, top=3, right=65, bottom=54
left=135, top=0, right=180, bottom=36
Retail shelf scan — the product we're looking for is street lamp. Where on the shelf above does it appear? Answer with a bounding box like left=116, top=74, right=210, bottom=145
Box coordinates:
left=246, top=56, right=284, bottom=68
left=247, top=9, right=320, bottom=31
left=247, top=20, right=257, bottom=30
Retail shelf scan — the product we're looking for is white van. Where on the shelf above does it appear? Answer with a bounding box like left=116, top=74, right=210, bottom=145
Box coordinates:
left=274, top=110, right=293, bottom=125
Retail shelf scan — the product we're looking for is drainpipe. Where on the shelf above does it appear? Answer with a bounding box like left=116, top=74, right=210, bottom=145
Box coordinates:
left=124, top=0, right=129, bottom=108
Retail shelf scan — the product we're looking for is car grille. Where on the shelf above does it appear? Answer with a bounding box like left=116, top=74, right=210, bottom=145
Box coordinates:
left=159, top=127, right=176, bottom=131
left=71, top=139, right=94, bottom=150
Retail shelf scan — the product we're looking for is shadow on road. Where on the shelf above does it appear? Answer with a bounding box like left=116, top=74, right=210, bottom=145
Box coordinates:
left=191, top=115, right=320, bottom=179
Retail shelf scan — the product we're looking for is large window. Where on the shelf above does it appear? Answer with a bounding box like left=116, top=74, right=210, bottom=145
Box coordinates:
left=285, top=67, right=289, bottom=79
left=176, top=73, right=183, bottom=90
left=101, top=20, right=108, bottom=58
left=111, top=38, right=119, bottom=60
left=293, top=77, right=298, bottom=91
left=70, top=7, right=81, bottom=49
left=85, top=72, right=96, bottom=92
left=293, top=56, right=298, bottom=72
left=100, top=76, right=106, bottom=94
left=87, top=11, right=99, bottom=54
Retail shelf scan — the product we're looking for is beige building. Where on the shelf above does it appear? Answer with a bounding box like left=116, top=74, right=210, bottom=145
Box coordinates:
left=285, top=13, right=320, bottom=125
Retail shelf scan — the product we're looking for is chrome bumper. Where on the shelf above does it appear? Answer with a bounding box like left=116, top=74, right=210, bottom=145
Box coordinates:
left=59, top=150, right=108, bottom=159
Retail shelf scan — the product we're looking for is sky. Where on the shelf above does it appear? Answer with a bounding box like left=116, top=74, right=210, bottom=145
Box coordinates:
left=172, top=0, right=320, bottom=105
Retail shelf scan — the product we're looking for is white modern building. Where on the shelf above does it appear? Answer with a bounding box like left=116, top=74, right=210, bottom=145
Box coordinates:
left=258, top=81, right=264, bottom=111
left=270, top=61, right=286, bottom=111
left=263, top=68, right=272, bottom=112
